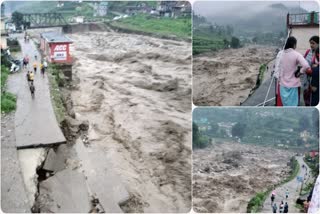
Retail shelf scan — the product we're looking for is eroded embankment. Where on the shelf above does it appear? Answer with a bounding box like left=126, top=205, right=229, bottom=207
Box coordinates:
left=193, top=142, right=294, bottom=213
left=67, top=30, right=192, bottom=212
left=193, top=46, right=277, bottom=106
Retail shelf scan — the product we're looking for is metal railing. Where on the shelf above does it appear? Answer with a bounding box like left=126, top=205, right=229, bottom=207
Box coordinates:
left=287, top=12, right=319, bottom=27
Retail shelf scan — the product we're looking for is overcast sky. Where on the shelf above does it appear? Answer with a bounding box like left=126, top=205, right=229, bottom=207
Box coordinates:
left=193, top=0, right=319, bottom=16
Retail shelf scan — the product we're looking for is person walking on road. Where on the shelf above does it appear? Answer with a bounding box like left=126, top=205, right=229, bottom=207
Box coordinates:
left=26, top=71, right=30, bottom=82
left=28, top=71, right=34, bottom=85
left=285, top=189, right=289, bottom=199
left=33, top=62, right=37, bottom=73
left=273, top=203, right=278, bottom=213
left=284, top=202, right=289, bottom=213
left=23, top=55, right=29, bottom=69
left=30, top=82, right=35, bottom=98
left=40, top=62, right=45, bottom=77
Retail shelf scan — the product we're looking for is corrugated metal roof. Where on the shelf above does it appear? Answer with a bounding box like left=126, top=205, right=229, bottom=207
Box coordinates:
left=41, top=31, right=73, bottom=43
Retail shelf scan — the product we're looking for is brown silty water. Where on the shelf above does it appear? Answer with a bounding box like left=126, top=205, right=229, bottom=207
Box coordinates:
left=193, top=45, right=277, bottom=106
left=193, top=141, right=294, bottom=213
left=68, top=31, right=192, bottom=212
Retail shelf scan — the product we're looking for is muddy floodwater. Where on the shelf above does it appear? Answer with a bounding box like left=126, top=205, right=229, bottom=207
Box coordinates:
left=69, top=31, right=192, bottom=212
left=193, top=46, right=277, bottom=106
left=193, top=141, right=294, bottom=213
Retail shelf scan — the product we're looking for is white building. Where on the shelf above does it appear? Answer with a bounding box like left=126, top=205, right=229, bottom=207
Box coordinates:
left=94, top=2, right=108, bottom=17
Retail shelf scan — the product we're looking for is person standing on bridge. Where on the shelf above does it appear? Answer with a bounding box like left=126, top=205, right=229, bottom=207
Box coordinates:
left=277, top=36, right=311, bottom=106
left=303, top=36, right=319, bottom=106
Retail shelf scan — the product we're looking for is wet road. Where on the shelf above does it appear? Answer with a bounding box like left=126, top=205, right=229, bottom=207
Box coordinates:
left=7, top=34, right=66, bottom=148
left=261, top=156, right=311, bottom=213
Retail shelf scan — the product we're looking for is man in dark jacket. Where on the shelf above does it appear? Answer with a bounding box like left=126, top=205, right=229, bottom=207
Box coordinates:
left=284, top=202, right=288, bottom=213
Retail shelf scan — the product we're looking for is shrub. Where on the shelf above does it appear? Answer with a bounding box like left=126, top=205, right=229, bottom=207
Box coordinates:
left=1, top=92, right=16, bottom=113
left=1, top=64, right=10, bottom=91
left=231, top=36, right=241, bottom=48
left=247, top=191, right=268, bottom=213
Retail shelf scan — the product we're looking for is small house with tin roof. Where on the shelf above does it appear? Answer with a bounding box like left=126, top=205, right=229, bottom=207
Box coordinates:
left=40, top=31, right=73, bottom=63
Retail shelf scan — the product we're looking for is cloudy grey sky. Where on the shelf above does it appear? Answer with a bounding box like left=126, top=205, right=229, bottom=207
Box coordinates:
left=193, top=1, right=319, bottom=16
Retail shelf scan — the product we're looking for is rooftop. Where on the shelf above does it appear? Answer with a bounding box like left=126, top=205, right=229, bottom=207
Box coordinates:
left=41, top=31, right=73, bottom=43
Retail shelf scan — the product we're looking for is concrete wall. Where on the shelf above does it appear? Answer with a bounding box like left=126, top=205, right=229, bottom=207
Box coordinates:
left=291, top=27, right=319, bottom=55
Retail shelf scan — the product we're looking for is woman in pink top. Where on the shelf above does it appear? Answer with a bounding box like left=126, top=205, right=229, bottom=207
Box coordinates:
left=277, top=36, right=310, bottom=106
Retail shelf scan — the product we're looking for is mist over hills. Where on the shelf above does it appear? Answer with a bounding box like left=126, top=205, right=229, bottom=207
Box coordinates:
left=194, top=2, right=311, bottom=37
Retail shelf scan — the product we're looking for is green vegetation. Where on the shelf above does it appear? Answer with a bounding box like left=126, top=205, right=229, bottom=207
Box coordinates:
left=304, top=154, right=319, bottom=178
left=12, top=1, right=95, bottom=21
left=247, top=157, right=299, bottom=213
left=110, top=14, right=191, bottom=40
left=108, top=1, right=157, bottom=11
left=251, top=31, right=286, bottom=46
left=193, top=14, right=240, bottom=55
left=302, top=182, right=314, bottom=195
left=1, top=65, right=9, bottom=91
left=247, top=191, right=268, bottom=213
left=1, top=65, right=16, bottom=113
left=11, top=11, right=24, bottom=28
left=14, top=1, right=57, bottom=13
left=282, top=158, right=300, bottom=184
left=192, top=34, right=225, bottom=55
left=1, top=92, right=16, bottom=113
left=253, top=64, right=267, bottom=89
left=193, top=108, right=319, bottom=150
left=7, top=38, right=21, bottom=52
left=193, top=122, right=210, bottom=149
left=295, top=203, right=304, bottom=212
left=230, top=36, right=240, bottom=48
left=48, top=64, right=66, bottom=123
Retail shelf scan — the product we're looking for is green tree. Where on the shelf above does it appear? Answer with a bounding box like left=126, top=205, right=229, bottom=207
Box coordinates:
left=193, top=122, right=210, bottom=149
left=12, top=11, right=24, bottom=28
left=230, top=36, right=240, bottom=48
left=232, top=122, right=246, bottom=139
left=223, top=38, right=229, bottom=47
